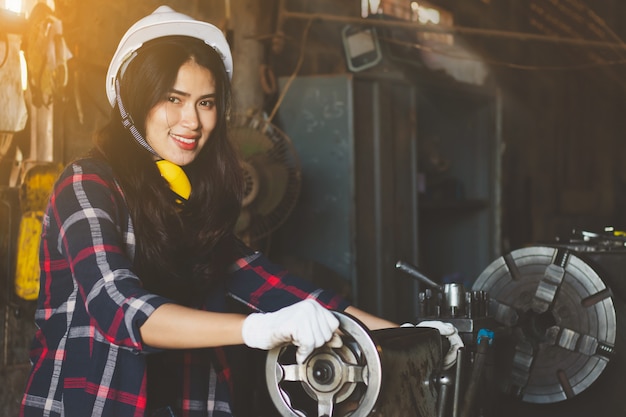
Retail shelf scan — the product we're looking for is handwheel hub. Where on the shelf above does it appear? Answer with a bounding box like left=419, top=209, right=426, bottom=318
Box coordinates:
left=301, top=346, right=360, bottom=403
left=312, top=360, right=334, bottom=384
left=308, top=355, right=340, bottom=391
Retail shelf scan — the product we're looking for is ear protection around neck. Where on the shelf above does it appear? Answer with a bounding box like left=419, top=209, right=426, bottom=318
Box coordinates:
left=156, top=160, right=191, bottom=204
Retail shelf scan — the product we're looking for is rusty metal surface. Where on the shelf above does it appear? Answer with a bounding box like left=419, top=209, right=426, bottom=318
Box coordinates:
left=371, top=327, right=441, bottom=417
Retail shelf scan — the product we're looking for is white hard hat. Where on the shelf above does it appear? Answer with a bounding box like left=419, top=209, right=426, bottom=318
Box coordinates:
left=105, top=5, right=233, bottom=107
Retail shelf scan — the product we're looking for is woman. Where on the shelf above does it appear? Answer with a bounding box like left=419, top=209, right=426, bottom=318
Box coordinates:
left=20, top=6, right=395, bottom=417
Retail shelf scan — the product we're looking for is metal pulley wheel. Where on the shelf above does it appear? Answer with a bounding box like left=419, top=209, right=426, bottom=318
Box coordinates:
left=472, top=246, right=616, bottom=404
left=265, top=311, right=383, bottom=417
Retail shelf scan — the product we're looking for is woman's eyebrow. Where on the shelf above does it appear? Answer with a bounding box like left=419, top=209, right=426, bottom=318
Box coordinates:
left=170, top=88, right=216, bottom=99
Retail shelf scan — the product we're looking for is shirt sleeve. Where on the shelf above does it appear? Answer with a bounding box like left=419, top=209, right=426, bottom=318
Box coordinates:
left=43, top=160, right=170, bottom=351
left=226, top=250, right=350, bottom=313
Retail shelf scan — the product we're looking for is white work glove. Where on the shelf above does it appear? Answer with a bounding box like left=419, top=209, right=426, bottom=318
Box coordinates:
left=403, top=320, right=464, bottom=370
left=242, top=299, right=343, bottom=364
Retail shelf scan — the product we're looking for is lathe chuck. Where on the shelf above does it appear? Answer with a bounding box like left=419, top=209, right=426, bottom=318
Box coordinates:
left=472, top=246, right=616, bottom=404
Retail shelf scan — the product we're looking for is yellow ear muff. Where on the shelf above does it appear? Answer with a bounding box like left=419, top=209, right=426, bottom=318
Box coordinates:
left=156, top=160, right=191, bottom=202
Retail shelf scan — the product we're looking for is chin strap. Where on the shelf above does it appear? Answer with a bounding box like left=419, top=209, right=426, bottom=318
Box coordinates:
left=115, top=79, right=191, bottom=205
left=156, top=160, right=192, bottom=204
left=115, top=78, right=159, bottom=157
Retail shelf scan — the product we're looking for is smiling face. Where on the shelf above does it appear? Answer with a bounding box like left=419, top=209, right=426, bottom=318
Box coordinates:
left=145, top=59, right=217, bottom=166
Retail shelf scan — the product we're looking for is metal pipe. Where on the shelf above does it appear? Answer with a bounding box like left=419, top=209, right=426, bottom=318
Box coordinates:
left=452, top=348, right=464, bottom=417
left=3, top=305, right=8, bottom=367
left=280, top=10, right=626, bottom=50
left=437, top=373, right=453, bottom=417
left=460, top=331, right=494, bottom=417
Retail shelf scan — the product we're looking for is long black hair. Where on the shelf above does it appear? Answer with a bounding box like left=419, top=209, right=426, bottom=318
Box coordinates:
left=94, top=36, right=244, bottom=305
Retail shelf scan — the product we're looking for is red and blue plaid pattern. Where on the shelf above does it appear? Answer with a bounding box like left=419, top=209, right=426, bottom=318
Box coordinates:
left=20, top=158, right=348, bottom=417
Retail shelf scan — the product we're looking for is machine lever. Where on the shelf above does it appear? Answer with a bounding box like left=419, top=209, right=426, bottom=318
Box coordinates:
left=395, top=260, right=443, bottom=292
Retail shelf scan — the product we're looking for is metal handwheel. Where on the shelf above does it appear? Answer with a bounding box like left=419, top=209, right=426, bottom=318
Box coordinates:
left=265, top=311, right=383, bottom=417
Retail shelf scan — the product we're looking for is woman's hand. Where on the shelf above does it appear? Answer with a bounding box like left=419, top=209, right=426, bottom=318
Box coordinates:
left=404, top=320, right=464, bottom=369
left=242, top=299, right=342, bottom=363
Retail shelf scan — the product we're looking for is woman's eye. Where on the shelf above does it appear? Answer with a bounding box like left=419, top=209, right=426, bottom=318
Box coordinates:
left=200, top=99, right=216, bottom=109
left=167, top=96, right=181, bottom=104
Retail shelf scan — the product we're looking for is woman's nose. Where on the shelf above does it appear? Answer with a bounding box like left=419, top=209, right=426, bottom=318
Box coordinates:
left=179, top=103, right=200, bottom=129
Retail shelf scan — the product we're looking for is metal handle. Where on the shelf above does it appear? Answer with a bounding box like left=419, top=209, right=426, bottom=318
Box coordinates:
left=396, top=260, right=443, bottom=292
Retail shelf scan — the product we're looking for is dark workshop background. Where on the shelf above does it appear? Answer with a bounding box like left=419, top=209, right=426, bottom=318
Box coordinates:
left=2, top=0, right=626, bottom=416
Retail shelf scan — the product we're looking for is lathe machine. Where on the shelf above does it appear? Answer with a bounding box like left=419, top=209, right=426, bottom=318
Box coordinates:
left=263, top=230, right=623, bottom=417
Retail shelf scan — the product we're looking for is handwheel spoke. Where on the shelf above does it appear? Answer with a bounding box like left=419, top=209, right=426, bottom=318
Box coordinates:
left=317, top=393, right=335, bottom=417
left=343, top=363, right=368, bottom=384
left=280, top=363, right=307, bottom=382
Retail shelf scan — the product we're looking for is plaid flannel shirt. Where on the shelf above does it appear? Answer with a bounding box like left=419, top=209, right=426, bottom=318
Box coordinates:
left=20, top=157, right=349, bottom=417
